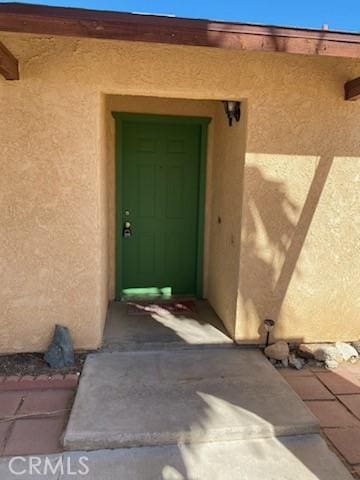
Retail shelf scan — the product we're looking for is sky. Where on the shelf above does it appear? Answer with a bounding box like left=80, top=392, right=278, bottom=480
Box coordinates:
left=3, top=0, right=360, bottom=32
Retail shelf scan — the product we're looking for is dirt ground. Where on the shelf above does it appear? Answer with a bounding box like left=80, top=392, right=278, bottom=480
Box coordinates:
left=0, top=352, right=90, bottom=376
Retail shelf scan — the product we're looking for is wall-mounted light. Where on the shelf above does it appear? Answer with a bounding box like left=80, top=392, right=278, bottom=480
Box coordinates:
left=222, top=100, right=241, bottom=127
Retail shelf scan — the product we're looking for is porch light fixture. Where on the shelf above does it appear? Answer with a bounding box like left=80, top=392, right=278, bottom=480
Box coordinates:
left=264, top=319, right=276, bottom=347
left=222, top=100, right=241, bottom=126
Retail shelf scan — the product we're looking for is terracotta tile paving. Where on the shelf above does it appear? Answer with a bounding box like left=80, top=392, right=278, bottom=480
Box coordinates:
left=284, top=375, right=335, bottom=400
left=0, top=391, right=23, bottom=417
left=305, top=400, right=360, bottom=428
left=4, top=416, right=68, bottom=456
left=0, top=374, right=78, bottom=457
left=339, top=395, right=360, bottom=420
left=324, top=428, right=360, bottom=465
left=315, top=371, right=360, bottom=395
left=0, top=423, right=11, bottom=451
left=19, top=389, right=75, bottom=415
left=278, top=366, right=315, bottom=378
left=0, top=373, right=79, bottom=391
left=282, top=363, right=360, bottom=479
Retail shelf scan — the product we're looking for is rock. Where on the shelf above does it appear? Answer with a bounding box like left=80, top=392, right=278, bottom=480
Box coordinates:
left=289, top=353, right=304, bottom=370
left=298, top=342, right=359, bottom=365
left=352, top=341, right=360, bottom=355
left=325, top=359, right=339, bottom=369
left=269, top=358, right=277, bottom=365
left=281, top=358, right=289, bottom=368
left=298, top=344, right=320, bottom=360
left=44, top=324, right=75, bottom=368
left=306, top=359, right=323, bottom=369
left=264, top=341, right=289, bottom=361
left=335, top=342, right=358, bottom=363
left=298, top=344, right=343, bottom=364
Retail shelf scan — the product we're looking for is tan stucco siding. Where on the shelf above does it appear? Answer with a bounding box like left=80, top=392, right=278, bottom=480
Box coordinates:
left=237, top=73, right=360, bottom=343
left=0, top=84, right=106, bottom=351
left=0, top=32, right=359, bottom=352
left=207, top=103, right=247, bottom=337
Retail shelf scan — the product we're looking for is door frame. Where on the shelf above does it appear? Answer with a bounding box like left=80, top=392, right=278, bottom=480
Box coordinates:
left=112, top=112, right=211, bottom=299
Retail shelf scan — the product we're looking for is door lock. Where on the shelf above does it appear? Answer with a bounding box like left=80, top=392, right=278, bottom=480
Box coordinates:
left=123, top=221, right=132, bottom=238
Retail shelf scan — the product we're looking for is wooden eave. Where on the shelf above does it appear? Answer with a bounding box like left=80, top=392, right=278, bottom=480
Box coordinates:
left=0, top=3, right=360, bottom=59
left=0, top=39, right=18, bottom=79
left=345, top=77, right=360, bottom=101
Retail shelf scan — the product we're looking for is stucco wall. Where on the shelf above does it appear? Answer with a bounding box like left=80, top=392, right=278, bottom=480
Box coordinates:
left=207, top=103, right=247, bottom=337
left=0, top=32, right=359, bottom=352
left=0, top=80, right=107, bottom=352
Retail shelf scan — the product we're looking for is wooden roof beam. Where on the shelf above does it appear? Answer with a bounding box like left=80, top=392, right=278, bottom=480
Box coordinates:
left=0, top=3, right=360, bottom=59
left=0, top=40, right=19, bottom=80
left=345, top=77, right=360, bottom=101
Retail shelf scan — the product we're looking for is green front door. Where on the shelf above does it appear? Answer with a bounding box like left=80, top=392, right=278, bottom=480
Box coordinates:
left=114, top=114, right=208, bottom=298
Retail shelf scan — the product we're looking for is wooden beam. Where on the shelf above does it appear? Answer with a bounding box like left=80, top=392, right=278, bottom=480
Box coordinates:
left=0, top=40, right=19, bottom=80
left=345, top=77, right=360, bottom=101
left=0, top=3, right=360, bottom=59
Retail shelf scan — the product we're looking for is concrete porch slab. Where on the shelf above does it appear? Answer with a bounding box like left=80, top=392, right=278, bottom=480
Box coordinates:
left=102, top=300, right=233, bottom=351
left=63, top=349, right=319, bottom=451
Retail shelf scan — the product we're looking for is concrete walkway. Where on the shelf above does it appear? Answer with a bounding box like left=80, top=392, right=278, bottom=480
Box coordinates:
left=0, top=347, right=354, bottom=479
left=0, top=434, right=353, bottom=479
left=64, top=349, right=319, bottom=450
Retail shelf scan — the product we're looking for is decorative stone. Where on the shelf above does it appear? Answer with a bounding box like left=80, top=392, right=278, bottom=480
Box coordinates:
left=325, top=360, right=339, bottom=369
left=264, top=341, right=289, bottom=361
left=298, top=344, right=320, bottom=360
left=306, top=359, right=323, bottom=369
left=281, top=358, right=289, bottom=368
left=352, top=341, right=360, bottom=354
left=289, top=353, right=304, bottom=370
left=44, top=325, right=75, bottom=369
left=335, top=342, right=358, bottom=363
left=298, top=344, right=343, bottom=364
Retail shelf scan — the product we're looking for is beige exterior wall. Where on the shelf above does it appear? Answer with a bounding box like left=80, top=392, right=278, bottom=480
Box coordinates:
left=207, top=103, right=247, bottom=337
left=0, top=32, right=359, bottom=352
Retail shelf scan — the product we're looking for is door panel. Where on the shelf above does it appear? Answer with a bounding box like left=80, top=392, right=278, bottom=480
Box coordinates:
left=119, top=120, right=201, bottom=295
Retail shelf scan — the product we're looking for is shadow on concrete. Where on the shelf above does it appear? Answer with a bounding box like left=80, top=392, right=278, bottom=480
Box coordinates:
left=102, top=300, right=233, bottom=351
left=64, top=342, right=352, bottom=480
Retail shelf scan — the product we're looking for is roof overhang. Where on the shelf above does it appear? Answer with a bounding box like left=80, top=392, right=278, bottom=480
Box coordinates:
left=0, top=2, right=360, bottom=59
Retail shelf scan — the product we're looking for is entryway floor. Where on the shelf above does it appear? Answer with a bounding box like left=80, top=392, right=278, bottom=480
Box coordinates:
left=0, top=361, right=356, bottom=479
left=102, top=299, right=233, bottom=351
left=62, top=348, right=353, bottom=479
